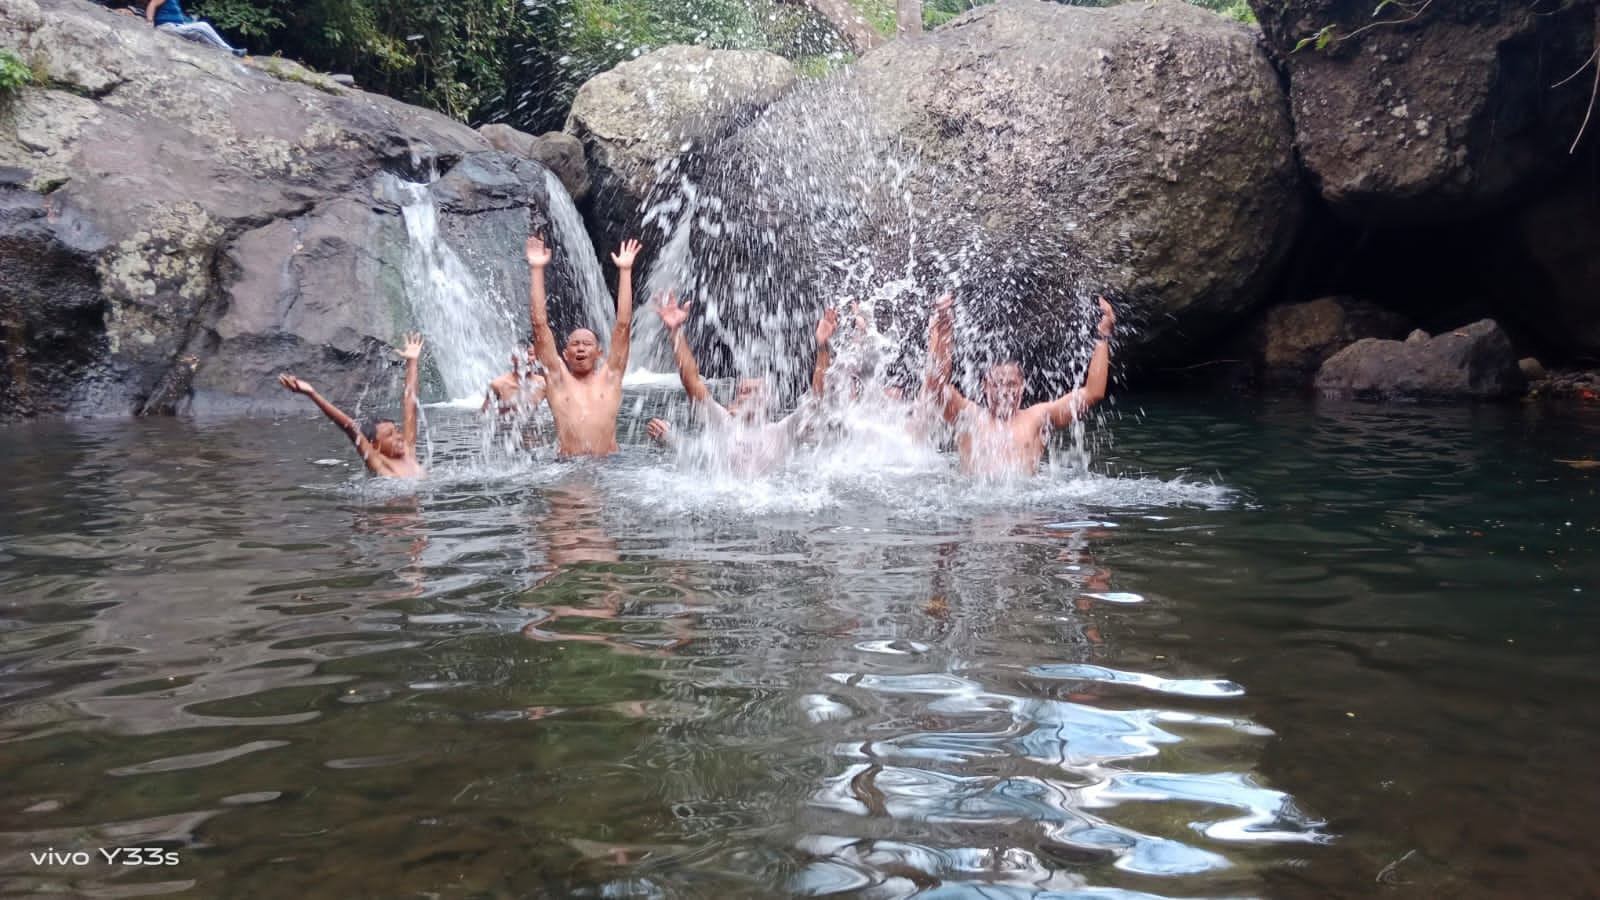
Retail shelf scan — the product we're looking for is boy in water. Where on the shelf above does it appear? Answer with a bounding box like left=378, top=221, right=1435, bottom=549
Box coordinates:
left=278, top=333, right=426, bottom=479
left=927, top=296, right=1114, bottom=477
left=483, top=345, right=549, bottom=449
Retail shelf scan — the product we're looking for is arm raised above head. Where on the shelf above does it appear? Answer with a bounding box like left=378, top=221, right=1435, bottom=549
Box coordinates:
left=280, top=373, right=379, bottom=467
left=399, top=332, right=423, bottom=450
left=1044, top=298, right=1114, bottom=428
left=923, top=294, right=969, bottom=422
left=653, top=291, right=710, bottom=404
left=811, top=307, right=839, bottom=397
left=525, top=234, right=563, bottom=374
left=605, top=239, right=642, bottom=375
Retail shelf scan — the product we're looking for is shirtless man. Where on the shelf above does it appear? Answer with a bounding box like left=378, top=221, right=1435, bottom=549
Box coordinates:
left=647, top=293, right=838, bottom=474
left=279, top=332, right=426, bottom=479
left=483, top=346, right=548, bottom=416
left=525, top=233, right=641, bottom=456
left=927, top=296, right=1114, bottom=476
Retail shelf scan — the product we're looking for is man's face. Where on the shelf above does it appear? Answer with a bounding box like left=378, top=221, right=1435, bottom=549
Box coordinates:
left=563, top=329, right=600, bottom=375
left=982, top=363, right=1025, bottom=417
left=375, top=421, right=406, bottom=458
left=730, top=378, right=771, bottom=422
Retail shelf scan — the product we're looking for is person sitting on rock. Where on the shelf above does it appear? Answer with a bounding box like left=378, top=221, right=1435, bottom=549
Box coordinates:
left=278, top=333, right=426, bottom=479
left=524, top=233, right=642, bottom=457
left=926, top=296, right=1114, bottom=477
left=648, top=293, right=837, bottom=475
left=145, top=0, right=247, bottom=57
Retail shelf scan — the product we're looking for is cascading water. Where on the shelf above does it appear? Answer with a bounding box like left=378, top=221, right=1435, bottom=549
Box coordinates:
left=543, top=168, right=617, bottom=342
left=387, top=173, right=520, bottom=402
left=386, top=169, right=619, bottom=406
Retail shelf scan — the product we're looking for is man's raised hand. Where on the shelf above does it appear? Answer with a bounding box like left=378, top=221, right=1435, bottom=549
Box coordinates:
left=612, top=238, right=642, bottom=270
left=526, top=234, right=552, bottom=269
left=278, top=373, right=314, bottom=395
left=816, top=308, right=840, bottom=346
left=653, top=291, right=691, bottom=332
left=398, top=332, right=424, bottom=361
left=1095, top=297, right=1115, bottom=339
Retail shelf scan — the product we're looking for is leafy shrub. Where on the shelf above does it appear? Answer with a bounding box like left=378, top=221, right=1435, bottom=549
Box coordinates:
left=0, top=48, right=33, bottom=94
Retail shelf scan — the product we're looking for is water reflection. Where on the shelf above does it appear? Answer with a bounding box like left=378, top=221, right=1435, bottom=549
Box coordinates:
left=1, top=399, right=1598, bottom=899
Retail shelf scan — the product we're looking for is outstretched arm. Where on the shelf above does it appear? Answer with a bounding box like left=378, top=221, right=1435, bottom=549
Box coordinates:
left=398, top=332, right=423, bottom=451
left=279, top=374, right=375, bottom=460
left=525, top=235, right=562, bottom=373
left=923, top=294, right=969, bottom=422
left=653, top=291, right=710, bottom=404
left=1042, top=298, right=1115, bottom=428
left=606, top=239, right=642, bottom=375
left=811, top=307, right=839, bottom=396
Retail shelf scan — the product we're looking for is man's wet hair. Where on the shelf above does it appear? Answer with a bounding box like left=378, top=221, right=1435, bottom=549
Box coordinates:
left=359, top=418, right=397, bottom=444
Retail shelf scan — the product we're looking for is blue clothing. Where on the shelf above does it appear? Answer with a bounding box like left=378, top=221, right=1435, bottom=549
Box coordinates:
left=152, top=0, right=188, bottom=26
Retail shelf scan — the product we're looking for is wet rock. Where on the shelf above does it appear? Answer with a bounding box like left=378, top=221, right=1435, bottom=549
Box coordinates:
left=1256, top=296, right=1411, bottom=389
left=1314, top=318, right=1525, bottom=400
left=566, top=44, right=797, bottom=263
left=0, top=0, right=561, bottom=419
left=1518, top=357, right=1546, bottom=381
left=1248, top=0, right=1597, bottom=225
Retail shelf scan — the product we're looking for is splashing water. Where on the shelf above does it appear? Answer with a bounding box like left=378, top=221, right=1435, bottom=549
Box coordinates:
left=626, top=73, right=1122, bottom=475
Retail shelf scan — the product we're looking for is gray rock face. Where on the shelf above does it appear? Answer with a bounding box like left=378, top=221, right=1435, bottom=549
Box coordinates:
left=0, top=0, right=559, bottom=419
left=1256, top=296, right=1411, bottom=389
left=565, top=44, right=798, bottom=260
left=1249, top=0, right=1597, bottom=224
left=1314, top=318, right=1525, bottom=400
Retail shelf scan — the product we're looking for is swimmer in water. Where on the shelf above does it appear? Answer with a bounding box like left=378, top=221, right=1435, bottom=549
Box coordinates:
left=524, top=232, right=642, bottom=457
left=278, top=332, right=426, bottom=479
left=647, top=293, right=839, bottom=475
left=926, top=295, right=1114, bottom=477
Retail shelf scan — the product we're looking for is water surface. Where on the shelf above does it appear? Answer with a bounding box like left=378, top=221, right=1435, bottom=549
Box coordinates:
left=2, top=395, right=1597, bottom=899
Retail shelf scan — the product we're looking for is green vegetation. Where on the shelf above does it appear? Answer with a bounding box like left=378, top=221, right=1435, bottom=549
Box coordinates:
left=192, top=0, right=531, bottom=120
left=0, top=48, right=33, bottom=94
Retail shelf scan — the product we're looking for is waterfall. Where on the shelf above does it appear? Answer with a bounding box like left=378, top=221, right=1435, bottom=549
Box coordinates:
left=387, top=173, right=519, bottom=402
left=543, top=169, right=617, bottom=345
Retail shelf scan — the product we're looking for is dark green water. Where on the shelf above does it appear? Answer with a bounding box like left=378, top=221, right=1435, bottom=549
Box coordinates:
left=1, top=395, right=1597, bottom=899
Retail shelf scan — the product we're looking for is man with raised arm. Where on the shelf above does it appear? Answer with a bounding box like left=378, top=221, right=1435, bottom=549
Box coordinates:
left=927, top=296, right=1115, bottom=477
left=647, top=293, right=838, bottom=474
left=279, top=333, right=426, bottom=479
left=524, top=233, right=641, bottom=457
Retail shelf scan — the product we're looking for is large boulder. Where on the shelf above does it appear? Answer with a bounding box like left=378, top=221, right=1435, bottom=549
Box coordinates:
left=595, top=0, right=1301, bottom=383
left=0, top=0, right=566, bottom=419
left=479, top=123, right=590, bottom=202
left=565, top=44, right=798, bottom=263
left=1248, top=0, right=1598, bottom=224
left=1255, top=296, right=1411, bottom=389
left=1314, top=318, right=1525, bottom=400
